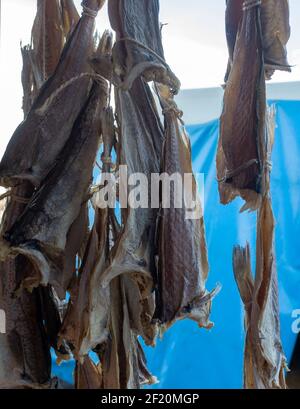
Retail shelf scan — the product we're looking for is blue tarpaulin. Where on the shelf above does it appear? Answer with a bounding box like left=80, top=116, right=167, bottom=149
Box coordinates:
left=52, top=99, right=300, bottom=389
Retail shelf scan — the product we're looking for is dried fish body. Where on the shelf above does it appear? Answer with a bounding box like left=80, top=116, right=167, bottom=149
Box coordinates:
left=3, top=80, right=108, bottom=295
left=0, top=0, right=105, bottom=188
left=154, top=86, right=215, bottom=329
left=217, top=2, right=265, bottom=210
left=108, top=0, right=180, bottom=92
left=261, top=0, right=291, bottom=78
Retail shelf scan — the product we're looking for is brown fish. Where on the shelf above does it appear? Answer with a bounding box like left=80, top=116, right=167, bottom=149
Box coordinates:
left=0, top=0, right=105, bottom=188
left=217, top=1, right=265, bottom=210
left=261, top=0, right=291, bottom=78
left=154, top=85, right=216, bottom=329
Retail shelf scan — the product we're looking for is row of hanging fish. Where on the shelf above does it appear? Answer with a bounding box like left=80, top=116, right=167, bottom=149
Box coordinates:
left=0, top=0, right=215, bottom=388
left=218, top=0, right=290, bottom=389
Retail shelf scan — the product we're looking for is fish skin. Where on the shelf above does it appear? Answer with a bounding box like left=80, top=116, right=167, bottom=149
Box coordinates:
left=0, top=0, right=104, bottom=188
left=108, top=0, right=180, bottom=92
left=217, top=3, right=265, bottom=209
left=4, top=80, right=107, bottom=295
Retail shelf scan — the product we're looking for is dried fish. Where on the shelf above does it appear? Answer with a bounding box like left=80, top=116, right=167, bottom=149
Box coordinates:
left=31, top=0, right=65, bottom=83
left=261, top=0, right=291, bottom=79
left=108, top=0, right=180, bottom=92
left=0, top=0, right=105, bottom=188
left=3, top=80, right=107, bottom=296
left=154, top=85, right=216, bottom=329
left=233, top=108, right=287, bottom=389
left=217, top=1, right=265, bottom=210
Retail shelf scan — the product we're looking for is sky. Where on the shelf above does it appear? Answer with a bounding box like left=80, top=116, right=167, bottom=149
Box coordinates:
left=0, top=0, right=300, bottom=161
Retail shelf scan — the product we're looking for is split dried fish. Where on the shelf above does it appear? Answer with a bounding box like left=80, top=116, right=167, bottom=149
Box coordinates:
left=0, top=0, right=104, bottom=188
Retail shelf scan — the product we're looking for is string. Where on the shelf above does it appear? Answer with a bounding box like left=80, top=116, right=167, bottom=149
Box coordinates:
left=81, top=2, right=98, bottom=19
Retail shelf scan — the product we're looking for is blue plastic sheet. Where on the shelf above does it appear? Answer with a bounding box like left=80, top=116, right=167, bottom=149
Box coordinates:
left=52, top=100, right=300, bottom=388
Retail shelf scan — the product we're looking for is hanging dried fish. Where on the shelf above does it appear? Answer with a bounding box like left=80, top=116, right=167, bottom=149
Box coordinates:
left=0, top=185, right=51, bottom=389
left=59, top=107, right=115, bottom=359
left=233, top=109, right=287, bottom=389
left=2, top=79, right=107, bottom=296
left=154, top=85, right=217, bottom=329
left=0, top=0, right=105, bottom=188
left=108, top=0, right=180, bottom=92
left=217, top=0, right=265, bottom=210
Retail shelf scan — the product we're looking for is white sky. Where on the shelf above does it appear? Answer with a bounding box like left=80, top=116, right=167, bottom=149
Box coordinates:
left=0, top=0, right=300, bottom=160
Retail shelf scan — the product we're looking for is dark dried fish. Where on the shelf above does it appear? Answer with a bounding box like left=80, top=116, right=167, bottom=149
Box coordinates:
left=217, top=1, right=265, bottom=210
left=0, top=0, right=105, bottom=188
left=3, top=80, right=107, bottom=295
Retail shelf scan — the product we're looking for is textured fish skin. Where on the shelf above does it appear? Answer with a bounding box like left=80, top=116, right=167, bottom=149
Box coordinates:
left=108, top=0, right=180, bottom=92
left=0, top=0, right=104, bottom=188
left=261, top=0, right=291, bottom=77
left=217, top=2, right=265, bottom=209
left=4, top=80, right=107, bottom=295
left=154, top=86, right=214, bottom=329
